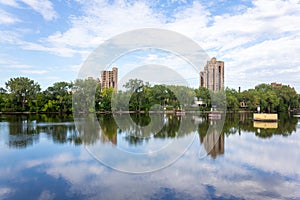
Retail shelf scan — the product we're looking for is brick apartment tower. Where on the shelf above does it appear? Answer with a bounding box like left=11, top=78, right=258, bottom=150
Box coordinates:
left=200, top=57, right=224, bottom=92
left=100, top=67, right=118, bottom=90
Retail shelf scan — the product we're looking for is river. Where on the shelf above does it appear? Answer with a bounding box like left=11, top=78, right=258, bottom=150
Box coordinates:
left=0, top=113, right=299, bottom=199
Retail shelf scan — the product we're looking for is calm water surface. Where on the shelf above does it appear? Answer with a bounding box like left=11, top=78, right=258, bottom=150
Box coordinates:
left=0, top=113, right=299, bottom=200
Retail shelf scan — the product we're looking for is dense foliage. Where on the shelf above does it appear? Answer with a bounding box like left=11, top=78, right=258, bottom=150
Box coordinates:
left=0, top=77, right=299, bottom=113
left=225, top=84, right=299, bottom=112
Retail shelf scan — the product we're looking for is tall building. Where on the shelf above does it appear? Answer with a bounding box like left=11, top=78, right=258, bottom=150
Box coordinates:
left=100, top=67, right=118, bottom=90
left=200, top=57, right=224, bottom=92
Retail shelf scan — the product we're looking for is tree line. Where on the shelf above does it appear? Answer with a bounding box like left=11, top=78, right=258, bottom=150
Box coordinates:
left=0, top=77, right=299, bottom=113
left=4, top=112, right=298, bottom=149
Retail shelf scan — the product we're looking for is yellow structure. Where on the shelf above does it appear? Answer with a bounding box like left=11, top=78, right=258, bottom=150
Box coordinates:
left=253, top=113, right=278, bottom=122
left=253, top=121, right=278, bottom=129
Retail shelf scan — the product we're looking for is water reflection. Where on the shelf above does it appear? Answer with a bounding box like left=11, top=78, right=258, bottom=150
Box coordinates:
left=0, top=113, right=298, bottom=157
left=0, top=114, right=80, bottom=148
left=0, top=113, right=299, bottom=199
left=222, top=112, right=298, bottom=138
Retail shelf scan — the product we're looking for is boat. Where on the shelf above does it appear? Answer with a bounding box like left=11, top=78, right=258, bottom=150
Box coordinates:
left=253, top=113, right=278, bottom=122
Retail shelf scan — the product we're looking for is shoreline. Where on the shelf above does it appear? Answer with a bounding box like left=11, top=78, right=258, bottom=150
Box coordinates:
left=0, top=110, right=261, bottom=115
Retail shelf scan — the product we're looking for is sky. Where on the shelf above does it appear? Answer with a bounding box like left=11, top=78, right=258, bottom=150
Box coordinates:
left=0, top=0, right=300, bottom=92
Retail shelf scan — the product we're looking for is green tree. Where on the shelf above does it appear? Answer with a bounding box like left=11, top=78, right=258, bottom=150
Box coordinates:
left=0, top=87, right=7, bottom=111
left=42, top=81, right=73, bottom=113
left=273, top=85, right=298, bottom=111
left=98, top=87, right=115, bottom=111
left=225, top=87, right=239, bottom=111
left=5, top=77, right=41, bottom=111
left=195, top=87, right=211, bottom=109
left=73, top=78, right=99, bottom=113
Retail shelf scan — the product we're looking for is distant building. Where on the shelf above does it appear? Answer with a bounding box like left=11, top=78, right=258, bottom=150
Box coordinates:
left=200, top=57, right=224, bottom=92
left=271, top=82, right=282, bottom=87
left=100, top=67, right=118, bottom=90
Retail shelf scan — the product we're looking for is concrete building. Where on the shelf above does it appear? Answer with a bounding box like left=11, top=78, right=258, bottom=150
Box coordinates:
left=100, top=67, right=118, bottom=90
left=200, top=57, right=224, bottom=92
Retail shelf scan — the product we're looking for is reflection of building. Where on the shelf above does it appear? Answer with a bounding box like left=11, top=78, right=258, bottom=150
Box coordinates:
left=100, top=67, right=118, bottom=90
left=200, top=57, right=224, bottom=92
left=200, top=122, right=224, bottom=159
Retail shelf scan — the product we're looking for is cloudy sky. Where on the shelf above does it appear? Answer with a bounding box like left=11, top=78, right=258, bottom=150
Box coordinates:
left=1, top=0, right=300, bottom=92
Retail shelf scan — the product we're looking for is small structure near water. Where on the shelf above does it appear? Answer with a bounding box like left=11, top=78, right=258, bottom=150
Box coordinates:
left=253, top=113, right=278, bottom=122
left=253, top=121, right=278, bottom=129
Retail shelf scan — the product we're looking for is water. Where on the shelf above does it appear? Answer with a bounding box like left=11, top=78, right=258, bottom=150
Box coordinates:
left=0, top=113, right=299, bottom=200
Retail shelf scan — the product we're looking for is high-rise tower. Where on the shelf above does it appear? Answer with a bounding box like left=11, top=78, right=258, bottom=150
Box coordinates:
left=200, top=57, right=224, bottom=92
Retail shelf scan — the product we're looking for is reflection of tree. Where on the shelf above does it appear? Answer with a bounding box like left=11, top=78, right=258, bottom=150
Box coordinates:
left=4, top=112, right=296, bottom=150
left=3, top=114, right=83, bottom=148
left=115, top=113, right=163, bottom=145
left=96, top=113, right=197, bottom=146
left=223, top=112, right=298, bottom=138
left=38, top=125, right=80, bottom=145
left=75, top=114, right=100, bottom=145
left=97, top=114, right=117, bottom=145
left=155, top=115, right=180, bottom=138
left=5, top=115, right=39, bottom=148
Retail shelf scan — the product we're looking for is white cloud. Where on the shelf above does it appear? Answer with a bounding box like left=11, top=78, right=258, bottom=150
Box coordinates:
left=0, top=30, right=21, bottom=44
left=20, top=69, right=48, bottom=74
left=0, top=0, right=19, bottom=7
left=0, top=9, right=20, bottom=24
left=20, top=0, right=57, bottom=21
left=1, top=0, right=300, bottom=90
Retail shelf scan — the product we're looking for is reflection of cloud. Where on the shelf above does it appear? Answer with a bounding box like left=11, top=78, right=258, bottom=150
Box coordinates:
left=1, top=127, right=299, bottom=199
left=0, top=187, right=14, bottom=199
left=20, top=132, right=300, bottom=199
left=226, top=132, right=300, bottom=176
left=38, top=190, right=55, bottom=200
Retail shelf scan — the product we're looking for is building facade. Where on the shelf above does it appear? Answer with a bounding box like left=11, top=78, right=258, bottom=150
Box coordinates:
left=100, top=67, right=118, bottom=90
left=200, top=57, right=224, bottom=92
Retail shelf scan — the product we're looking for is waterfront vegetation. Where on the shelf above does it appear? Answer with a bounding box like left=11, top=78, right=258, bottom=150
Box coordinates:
left=0, top=77, right=299, bottom=113
left=1, top=112, right=298, bottom=149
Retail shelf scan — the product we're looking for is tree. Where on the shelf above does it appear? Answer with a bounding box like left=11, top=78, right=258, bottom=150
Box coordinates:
left=0, top=87, right=7, bottom=111
left=98, top=87, right=115, bottom=111
left=5, top=77, right=41, bottom=111
left=42, top=81, right=73, bottom=113
left=195, top=87, right=211, bottom=108
left=168, top=85, right=195, bottom=110
left=273, top=85, right=298, bottom=111
left=225, top=88, right=239, bottom=111
left=72, top=78, right=100, bottom=113
left=124, top=79, right=148, bottom=93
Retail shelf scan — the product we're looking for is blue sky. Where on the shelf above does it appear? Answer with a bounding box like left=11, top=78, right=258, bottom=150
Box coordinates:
left=1, top=0, right=300, bottom=92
